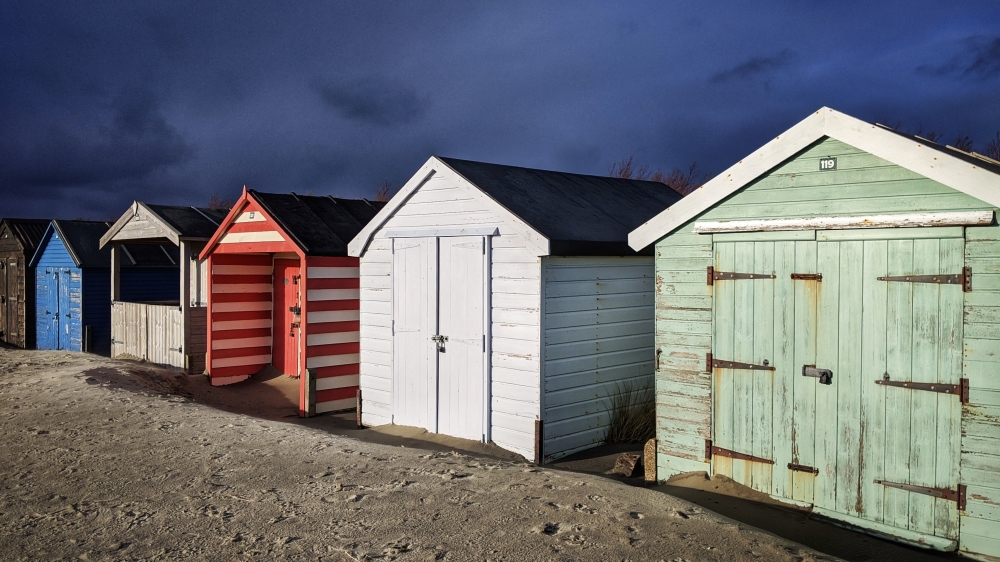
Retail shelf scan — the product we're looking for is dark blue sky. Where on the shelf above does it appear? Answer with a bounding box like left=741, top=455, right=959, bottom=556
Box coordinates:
left=2, top=1, right=999, bottom=219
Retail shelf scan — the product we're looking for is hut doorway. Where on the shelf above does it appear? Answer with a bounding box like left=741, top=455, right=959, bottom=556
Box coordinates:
left=390, top=236, right=488, bottom=441
left=273, top=258, right=302, bottom=377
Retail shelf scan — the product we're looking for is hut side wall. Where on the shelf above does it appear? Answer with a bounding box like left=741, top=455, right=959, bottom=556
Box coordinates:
left=304, top=256, right=361, bottom=413
left=207, top=253, right=273, bottom=380
left=358, top=173, right=542, bottom=459
left=120, top=267, right=179, bottom=303
left=540, top=256, right=655, bottom=461
left=81, top=267, right=111, bottom=355
left=960, top=225, right=1000, bottom=560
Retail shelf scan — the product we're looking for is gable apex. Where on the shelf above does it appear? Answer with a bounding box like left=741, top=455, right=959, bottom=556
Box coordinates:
left=628, top=107, right=1000, bottom=250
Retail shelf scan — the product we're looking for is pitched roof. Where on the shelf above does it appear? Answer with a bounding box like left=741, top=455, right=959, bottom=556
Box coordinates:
left=32, top=220, right=178, bottom=268
left=0, top=218, right=51, bottom=255
left=248, top=190, right=385, bottom=256
left=628, top=107, right=1000, bottom=250
left=101, top=202, right=229, bottom=248
left=349, top=156, right=685, bottom=257
left=145, top=205, right=228, bottom=239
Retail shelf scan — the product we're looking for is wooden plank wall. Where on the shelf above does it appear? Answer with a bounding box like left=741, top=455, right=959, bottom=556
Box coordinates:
left=187, top=307, right=207, bottom=373
left=960, top=225, right=1000, bottom=559
left=207, top=254, right=273, bottom=380
left=653, top=220, right=714, bottom=477
left=541, top=256, right=655, bottom=461
left=0, top=228, right=32, bottom=348
left=111, top=301, right=184, bottom=368
left=305, top=256, right=361, bottom=414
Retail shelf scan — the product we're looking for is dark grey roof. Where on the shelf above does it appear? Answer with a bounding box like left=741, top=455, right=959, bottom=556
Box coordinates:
left=438, top=157, right=684, bottom=256
left=876, top=125, right=1000, bottom=176
left=250, top=191, right=385, bottom=256
left=146, top=204, right=229, bottom=239
left=33, top=220, right=177, bottom=268
left=0, top=218, right=51, bottom=255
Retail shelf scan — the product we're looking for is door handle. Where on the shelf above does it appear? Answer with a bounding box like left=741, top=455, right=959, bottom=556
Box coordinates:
left=802, top=365, right=833, bottom=385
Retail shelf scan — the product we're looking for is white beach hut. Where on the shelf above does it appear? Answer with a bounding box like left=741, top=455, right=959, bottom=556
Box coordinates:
left=349, top=156, right=682, bottom=462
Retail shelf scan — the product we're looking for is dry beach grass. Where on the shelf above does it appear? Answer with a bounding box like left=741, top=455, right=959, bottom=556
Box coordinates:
left=0, top=348, right=841, bottom=561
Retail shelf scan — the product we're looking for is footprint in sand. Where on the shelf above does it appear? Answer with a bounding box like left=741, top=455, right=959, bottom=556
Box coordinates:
left=629, top=512, right=645, bottom=519
left=534, top=522, right=560, bottom=536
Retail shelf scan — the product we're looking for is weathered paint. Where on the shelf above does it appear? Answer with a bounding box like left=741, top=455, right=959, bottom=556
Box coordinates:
left=653, top=136, right=1000, bottom=559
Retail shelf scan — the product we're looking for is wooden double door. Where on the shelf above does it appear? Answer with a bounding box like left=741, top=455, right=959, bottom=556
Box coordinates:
left=391, top=236, right=488, bottom=442
left=0, top=257, right=22, bottom=346
left=711, top=235, right=964, bottom=544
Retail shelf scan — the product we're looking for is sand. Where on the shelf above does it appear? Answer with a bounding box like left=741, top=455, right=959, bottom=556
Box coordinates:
left=0, top=349, right=840, bottom=561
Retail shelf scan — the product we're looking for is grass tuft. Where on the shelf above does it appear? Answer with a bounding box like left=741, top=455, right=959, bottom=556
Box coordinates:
left=603, top=379, right=655, bottom=445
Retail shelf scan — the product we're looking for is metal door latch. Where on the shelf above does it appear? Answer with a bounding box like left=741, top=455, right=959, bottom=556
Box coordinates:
left=289, top=322, right=300, bottom=336
left=431, top=334, right=448, bottom=352
left=802, top=365, right=833, bottom=385
left=289, top=306, right=301, bottom=314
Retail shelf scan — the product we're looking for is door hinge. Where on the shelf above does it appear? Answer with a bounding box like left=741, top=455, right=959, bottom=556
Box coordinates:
left=710, top=356, right=775, bottom=371
left=876, top=376, right=969, bottom=403
left=788, top=463, right=819, bottom=474
left=705, top=440, right=774, bottom=465
left=875, top=480, right=966, bottom=510
left=707, top=266, right=776, bottom=285
left=656, top=348, right=662, bottom=371
left=877, top=266, right=971, bottom=292
left=169, top=346, right=183, bottom=353
left=791, top=273, right=822, bottom=281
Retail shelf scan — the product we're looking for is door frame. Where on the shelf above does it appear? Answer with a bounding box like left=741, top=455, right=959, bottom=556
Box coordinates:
left=388, top=230, right=493, bottom=442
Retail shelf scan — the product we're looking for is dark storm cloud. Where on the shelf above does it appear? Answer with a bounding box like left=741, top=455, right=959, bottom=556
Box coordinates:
left=1, top=90, right=193, bottom=188
left=918, top=35, right=1000, bottom=80
left=1, top=1, right=999, bottom=220
left=710, top=49, right=795, bottom=83
left=314, top=78, right=428, bottom=127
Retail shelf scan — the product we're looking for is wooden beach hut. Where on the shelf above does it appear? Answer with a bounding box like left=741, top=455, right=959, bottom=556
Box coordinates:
left=199, top=188, right=383, bottom=417
left=0, top=219, right=50, bottom=348
left=31, top=220, right=179, bottom=355
left=628, top=107, right=1000, bottom=559
left=348, top=157, right=682, bottom=462
left=100, top=202, right=228, bottom=372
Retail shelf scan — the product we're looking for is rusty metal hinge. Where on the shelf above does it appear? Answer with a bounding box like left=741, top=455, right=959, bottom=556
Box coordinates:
left=875, top=480, right=967, bottom=510
left=710, top=356, right=775, bottom=371
left=877, top=267, right=971, bottom=292
left=707, top=266, right=776, bottom=285
left=788, top=463, right=819, bottom=474
left=705, top=441, right=774, bottom=465
left=791, top=273, right=822, bottom=281
left=876, top=376, right=969, bottom=404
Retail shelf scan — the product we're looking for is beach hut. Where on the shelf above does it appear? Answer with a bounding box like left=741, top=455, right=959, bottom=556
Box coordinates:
left=100, top=202, right=228, bottom=372
left=199, top=188, right=383, bottom=417
left=31, top=220, right=180, bottom=355
left=0, top=219, right=50, bottom=348
left=628, top=107, right=1000, bottom=558
left=348, top=157, right=682, bottom=462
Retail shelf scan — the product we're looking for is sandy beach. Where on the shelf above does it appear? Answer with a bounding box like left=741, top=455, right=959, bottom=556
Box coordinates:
left=0, top=349, right=884, bottom=560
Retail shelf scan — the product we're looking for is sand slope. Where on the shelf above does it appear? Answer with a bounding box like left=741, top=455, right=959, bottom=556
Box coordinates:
left=0, top=349, right=836, bottom=561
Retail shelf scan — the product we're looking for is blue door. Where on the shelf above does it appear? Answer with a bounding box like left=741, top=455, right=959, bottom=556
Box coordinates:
left=58, top=271, right=73, bottom=350
left=38, top=268, right=61, bottom=350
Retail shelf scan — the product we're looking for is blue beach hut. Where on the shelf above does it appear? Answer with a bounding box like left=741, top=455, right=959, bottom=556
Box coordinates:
left=30, top=220, right=178, bottom=355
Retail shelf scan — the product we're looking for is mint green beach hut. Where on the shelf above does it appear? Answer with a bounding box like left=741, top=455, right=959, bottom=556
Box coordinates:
left=629, top=107, right=1000, bottom=560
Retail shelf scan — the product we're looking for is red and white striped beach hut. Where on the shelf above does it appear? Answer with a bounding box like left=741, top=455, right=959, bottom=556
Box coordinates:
left=199, top=188, right=384, bottom=416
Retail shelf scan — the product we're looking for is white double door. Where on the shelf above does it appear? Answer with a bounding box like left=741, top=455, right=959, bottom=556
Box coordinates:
left=392, top=236, right=488, bottom=441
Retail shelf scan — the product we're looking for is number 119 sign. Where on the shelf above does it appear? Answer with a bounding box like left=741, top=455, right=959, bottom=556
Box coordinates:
left=819, top=157, right=837, bottom=171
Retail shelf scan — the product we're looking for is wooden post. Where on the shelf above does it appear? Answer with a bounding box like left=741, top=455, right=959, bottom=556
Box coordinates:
left=534, top=419, right=544, bottom=465
left=110, top=243, right=121, bottom=303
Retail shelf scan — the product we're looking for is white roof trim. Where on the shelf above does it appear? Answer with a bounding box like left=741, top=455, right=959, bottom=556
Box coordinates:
left=381, top=227, right=500, bottom=238
left=628, top=107, right=1000, bottom=250
left=99, top=201, right=182, bottom=248
left=693, top=210, right=995, bottom=234
left=348, top=156, right=549, bottom=257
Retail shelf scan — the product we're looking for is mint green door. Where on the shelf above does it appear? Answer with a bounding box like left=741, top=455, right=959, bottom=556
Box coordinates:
left=713, top=235, right=963, bottom=543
